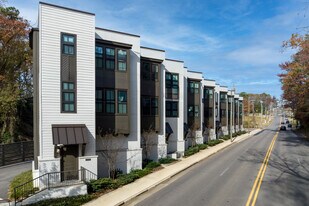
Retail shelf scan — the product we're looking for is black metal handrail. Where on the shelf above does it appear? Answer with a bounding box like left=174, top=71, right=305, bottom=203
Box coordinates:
left=14, top=167, right=97, bottom=204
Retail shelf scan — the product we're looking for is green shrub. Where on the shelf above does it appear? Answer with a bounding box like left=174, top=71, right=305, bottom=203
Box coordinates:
left=184, top=146, right=199, bottom=157
left=159, top=157, right=177, bottom=164
left=27, top=194, right=95, bottom=206
left=89, top=178, right=118, bottom=192
left=197, top=144, right=208, bottom=150
left=222, top=135, right=230, bottom=140
left=9, top=170, right=33, bottom=199
left=145, top=161, right=161, bottom=170
left=207, top=139, right=223, bottom=146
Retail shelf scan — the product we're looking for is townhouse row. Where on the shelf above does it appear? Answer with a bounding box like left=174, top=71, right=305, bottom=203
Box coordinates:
left=30, top=2, right=243, bottom=178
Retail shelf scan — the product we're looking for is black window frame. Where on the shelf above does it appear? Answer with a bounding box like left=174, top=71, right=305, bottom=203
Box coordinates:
left=141, top=96, right=159, bottom=116
left=105, top=89, right=115, bottom=114
left=189, top=81, right=200, bottom=94
left=61, top=82, right=76, bottom=113
left=61, top=34, right=75, bottom=55
left=188, top=105, right=199, bottom=117
left=117, top=49, right=127, bottom=72
left=166, top=72, right=179, bottom=99
left=96, top=89, right=103, bottom=113
left=118, top=90, right=128, bottom=114
left=95, top=46, right=104, bottom=70
left=105, top=47, right=115, bottom=70
left=166, top=101, right=178, bottom=117
left=141, top=61, right=159, bottom=81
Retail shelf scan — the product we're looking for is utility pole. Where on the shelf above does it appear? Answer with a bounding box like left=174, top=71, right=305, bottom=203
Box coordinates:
left=230, top=96, right=233, bottom=141
left=260, top=101, right=263, bottom=128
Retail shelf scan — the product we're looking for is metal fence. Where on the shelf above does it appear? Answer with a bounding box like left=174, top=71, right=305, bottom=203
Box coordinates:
left=0, top=141, right=33, bottom=167
left=14, top=167, right=97, bottom=204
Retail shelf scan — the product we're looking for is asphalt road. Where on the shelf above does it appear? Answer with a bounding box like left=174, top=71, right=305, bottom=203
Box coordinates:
left=127, top=116, right=309, bottom=206
left=0, top=162, right=32, bottom=200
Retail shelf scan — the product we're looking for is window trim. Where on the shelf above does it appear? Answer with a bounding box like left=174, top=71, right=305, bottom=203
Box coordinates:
left=61, top=33, right=76, bottom=56
left=141, top=95, right=159, bottom=116
left=166, top=72, right=179, bottom=100
left=118, top=90, right=128, bottom=114
left=166, top=101, right=179, bottom=118
left=61, top=82, right=76, bottom=113
left=141, top=60, right=160, bottom=81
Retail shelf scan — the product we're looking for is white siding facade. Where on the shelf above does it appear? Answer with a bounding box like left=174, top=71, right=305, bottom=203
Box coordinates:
left=164, top=59, right=185, bottom=157
left=36, top=3, right=97, bottom=177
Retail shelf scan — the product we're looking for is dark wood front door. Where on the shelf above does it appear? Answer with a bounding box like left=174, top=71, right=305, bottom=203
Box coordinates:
left=61, top=145, right=78, bottom=181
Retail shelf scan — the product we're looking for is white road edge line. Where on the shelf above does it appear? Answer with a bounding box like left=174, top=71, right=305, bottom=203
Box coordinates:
left=220, top=167, right=230, bottom=176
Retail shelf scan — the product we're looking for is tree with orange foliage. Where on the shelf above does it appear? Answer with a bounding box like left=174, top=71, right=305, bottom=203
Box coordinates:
left=279, top=34, right=309, bottom=128
left=0, top=4, right=32, bottom=142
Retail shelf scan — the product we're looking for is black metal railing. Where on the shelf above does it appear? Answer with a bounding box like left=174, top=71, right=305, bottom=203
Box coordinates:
left=14, top=167, right=97, bottom=204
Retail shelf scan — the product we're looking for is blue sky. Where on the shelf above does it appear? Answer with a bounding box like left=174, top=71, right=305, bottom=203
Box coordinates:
left=8, top=0, right=309, bottom=98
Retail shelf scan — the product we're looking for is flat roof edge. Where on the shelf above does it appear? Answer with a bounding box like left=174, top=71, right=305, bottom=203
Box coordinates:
left=188, top=70, right=203, bottom=74
left=40, top=2, right=95, bottom=16
left=141, top=46, right=165, bottom=52
left=96, top=27, right=140, bottom=37
left=165, top=58, right=184, bottom=63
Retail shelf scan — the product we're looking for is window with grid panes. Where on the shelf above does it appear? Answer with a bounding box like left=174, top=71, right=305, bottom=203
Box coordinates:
left=62, top=34, right=75, bottom=55
left=96, top=46, right=103, bottom=69
left=105, top=89, right=115, bottom=113
left=118, top=90, right=127, bottom=114
left=96, top=89, right=103, bottom=112
left=166, top=73, right=179, bottom=99
left=105, top=48, right=115, bottom=70
left=62, top=82, right=75, bottom=112
left=117, top=49, right=127, bottom=71
left=166, top=101, right=178, bottom=117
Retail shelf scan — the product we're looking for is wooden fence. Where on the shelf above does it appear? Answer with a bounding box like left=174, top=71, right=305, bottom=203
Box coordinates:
left=0, top=141, right=33, bottom=167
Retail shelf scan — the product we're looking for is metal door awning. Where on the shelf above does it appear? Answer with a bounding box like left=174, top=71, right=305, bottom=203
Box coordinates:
left=52, top=124, right=87, bottom=145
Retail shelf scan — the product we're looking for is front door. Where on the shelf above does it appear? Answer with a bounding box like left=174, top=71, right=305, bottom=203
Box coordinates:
left=61, top=145, right=78, bottom=181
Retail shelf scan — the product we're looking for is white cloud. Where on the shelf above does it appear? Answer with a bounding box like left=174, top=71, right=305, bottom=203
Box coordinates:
left=226, top=45, right=285, bottom=66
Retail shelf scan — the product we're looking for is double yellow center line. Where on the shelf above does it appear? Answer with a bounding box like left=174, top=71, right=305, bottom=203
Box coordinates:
left=245, top=130, right=279, bottom=206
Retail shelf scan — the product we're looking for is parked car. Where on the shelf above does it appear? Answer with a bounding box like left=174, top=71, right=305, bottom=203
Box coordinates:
left=280, top=125, right=286, bottom=130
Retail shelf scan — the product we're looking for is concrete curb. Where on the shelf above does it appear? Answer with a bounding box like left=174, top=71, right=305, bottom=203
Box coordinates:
left=84, top=129, right=262, bottom=206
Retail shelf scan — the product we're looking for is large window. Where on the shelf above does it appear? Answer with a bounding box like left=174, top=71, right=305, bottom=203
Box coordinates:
left=105, top=89, right=115, bottom=113
left=62, top=34, right=75, bottom=55
left=220, top=93, right=227, bottom=102
left=96, top=89, right=128, bottom=114
left=118, top=90, right=127, bottom=114
left=188, top=105, right=199, bottom=117
left=204, top=88, right=213, bottom=99
left=189, top=81, right=199, bottom=94
left=62, top=82, right=75, bottom=112
left=96, top=46, right=103, bottom=69
left=105, top=48, right=115, bottom=70
left=166, top=101, right=178, bottom=117
left=166, top=73, right=179, bottom=99
left=142, top=96, right=158, bottom=116
left=141, top=61, right=159, bottom=81
left=151, top=64, right=159, bottom=80
left=95, top=44, right=129, bottom=71
left=117, top=50, right=127, bottom=71
left=96, top=89, right=103, bottom=112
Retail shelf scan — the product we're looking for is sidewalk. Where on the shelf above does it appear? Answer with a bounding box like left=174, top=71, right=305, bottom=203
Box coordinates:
left=84, top=129, right=262, bottom=206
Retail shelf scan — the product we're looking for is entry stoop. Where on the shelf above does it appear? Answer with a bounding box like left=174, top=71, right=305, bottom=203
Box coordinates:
left=21, top=184, right=87, bottom=205
left=167, top=153, right=177, bottom=159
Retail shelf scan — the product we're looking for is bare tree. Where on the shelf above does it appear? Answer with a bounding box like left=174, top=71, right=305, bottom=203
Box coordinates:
left=188, top=122, right=200, bottom=147
left=97, top=129, right=123, bottom=179
left=141, top=127, right=156, bottom=163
